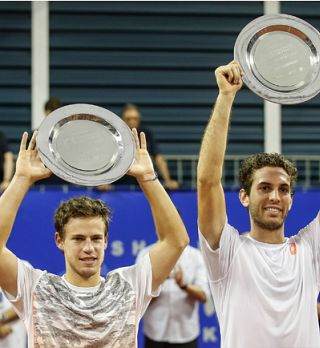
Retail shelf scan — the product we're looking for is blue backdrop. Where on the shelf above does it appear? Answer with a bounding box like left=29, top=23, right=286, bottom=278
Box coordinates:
left=7, top=189, right=320, bottom=347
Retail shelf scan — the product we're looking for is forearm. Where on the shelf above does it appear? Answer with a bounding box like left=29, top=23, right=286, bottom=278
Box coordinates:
left=0, top=175, right=31, bottom=251
left=198, top=93, right=235, bottom=184
left=155, top=155, right=171, bottom=181
left=138, top=178, right=188, bottom=247
left=181, top=284, right=207, bottom=303
left=3, top=152, right=14, bottom=182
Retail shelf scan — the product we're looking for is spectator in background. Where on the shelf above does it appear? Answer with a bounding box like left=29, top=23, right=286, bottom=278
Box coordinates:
left=0, top=132, right=13, bottom=193
left=137, top=243, right=210, bottom=348
left=44, top=97, right=63, bottom=116
left=98, top=104, right=179, bottom=191
left=122, top=104, right=179, bottom=190
left=0, top=288, right=27, bottom=348
left=37, top=97, right=66, bottom=186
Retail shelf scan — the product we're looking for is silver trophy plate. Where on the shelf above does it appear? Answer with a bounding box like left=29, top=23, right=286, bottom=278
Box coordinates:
left=36, top=104, right=136, bottom=186
left=234, top=14, right=320, bottom=104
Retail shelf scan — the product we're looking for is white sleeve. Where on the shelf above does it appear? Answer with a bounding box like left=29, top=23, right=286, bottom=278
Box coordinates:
left=198, top=219, right=241, bottom=282
left=193, top=249, right=211, bottom=299
left=135, top=245, right=151, bottom=264
left=295, top=212, right=320, bottom=287
left=3, top=259, right=43, bottom=320
left=119, top=253, right=160, bottom=320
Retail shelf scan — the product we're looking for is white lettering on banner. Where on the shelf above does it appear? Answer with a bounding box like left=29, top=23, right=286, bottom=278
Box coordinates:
left=110, top=240, right=148, bottom=257
left=132, top=240, right=147, bottom=256
left=110, top=240, right=124, bottom=256
left=204, top=297, right=216, bottom=317
left=202, top=326, right=218, bottom=343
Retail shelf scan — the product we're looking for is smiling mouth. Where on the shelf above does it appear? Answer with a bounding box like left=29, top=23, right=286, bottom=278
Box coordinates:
left=264, top=207, right=282, bottom=216
left=265, top=207, right=281, bottom=212
left=80, top=258, right=97, bottom=262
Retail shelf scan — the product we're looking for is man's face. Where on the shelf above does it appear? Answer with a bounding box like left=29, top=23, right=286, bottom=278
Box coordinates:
left=55, top=217, right=107, bottom=283
left=122, top=109, right=141, bottom=129
left=242, top=167, right=293, bottom=231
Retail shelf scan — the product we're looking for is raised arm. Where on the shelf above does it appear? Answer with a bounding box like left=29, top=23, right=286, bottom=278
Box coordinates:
left=0, top=132, right=51, bottom=296
left=197, top=61, right=243, bottom=249
left=128, top=129, right=189, bottom=291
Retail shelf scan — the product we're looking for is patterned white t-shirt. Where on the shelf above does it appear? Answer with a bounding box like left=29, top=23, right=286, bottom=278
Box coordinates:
left=6, top=254, right=159, bottom=348
left=199, top=213, right=320, bottom=348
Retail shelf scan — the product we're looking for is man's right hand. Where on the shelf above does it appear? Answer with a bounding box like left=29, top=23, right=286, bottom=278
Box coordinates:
left=15, top=131, right=52, bottom=185
left=215, top=60, right=243, bottom=96
left=164, top=179, right=179, bottom=191
left=0, top=323, right=12, bottom=338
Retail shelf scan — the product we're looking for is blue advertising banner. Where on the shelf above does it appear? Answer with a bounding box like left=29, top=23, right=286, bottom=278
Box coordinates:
left=6, top=189, right=320, bottom=347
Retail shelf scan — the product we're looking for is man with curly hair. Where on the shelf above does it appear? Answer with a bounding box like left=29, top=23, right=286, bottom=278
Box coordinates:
left=0, top=129, right=189, bottom=347
left=197, top=61, right=320, bottom=348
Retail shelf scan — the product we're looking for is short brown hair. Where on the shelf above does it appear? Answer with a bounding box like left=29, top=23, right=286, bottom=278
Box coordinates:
left=54, top=196, right=112, bottom=239
left=239, top=153, right=298, bottom=195
left=121, top=103, right=140, bottom=117
left=45, top=97, right=63, bottom=113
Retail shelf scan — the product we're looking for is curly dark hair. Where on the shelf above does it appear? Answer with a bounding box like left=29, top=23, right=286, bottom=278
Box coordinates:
left=54, top=196, right=112, bottom=239
left=239, top=153, right=298, bottom=195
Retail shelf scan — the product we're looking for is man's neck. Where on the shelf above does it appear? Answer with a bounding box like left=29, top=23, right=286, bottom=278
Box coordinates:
left=64, top=272, right=101, bottom=288
left=249, top=226, right=286, bottom=244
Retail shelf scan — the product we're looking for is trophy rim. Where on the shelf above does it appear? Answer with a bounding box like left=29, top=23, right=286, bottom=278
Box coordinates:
left=36, top=104, right=136, bottom=186
left=234, top=13, right=320, bottom=104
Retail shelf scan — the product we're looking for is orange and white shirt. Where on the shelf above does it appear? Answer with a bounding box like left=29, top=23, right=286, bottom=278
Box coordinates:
left=5, top=254, right=159, bottom=348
